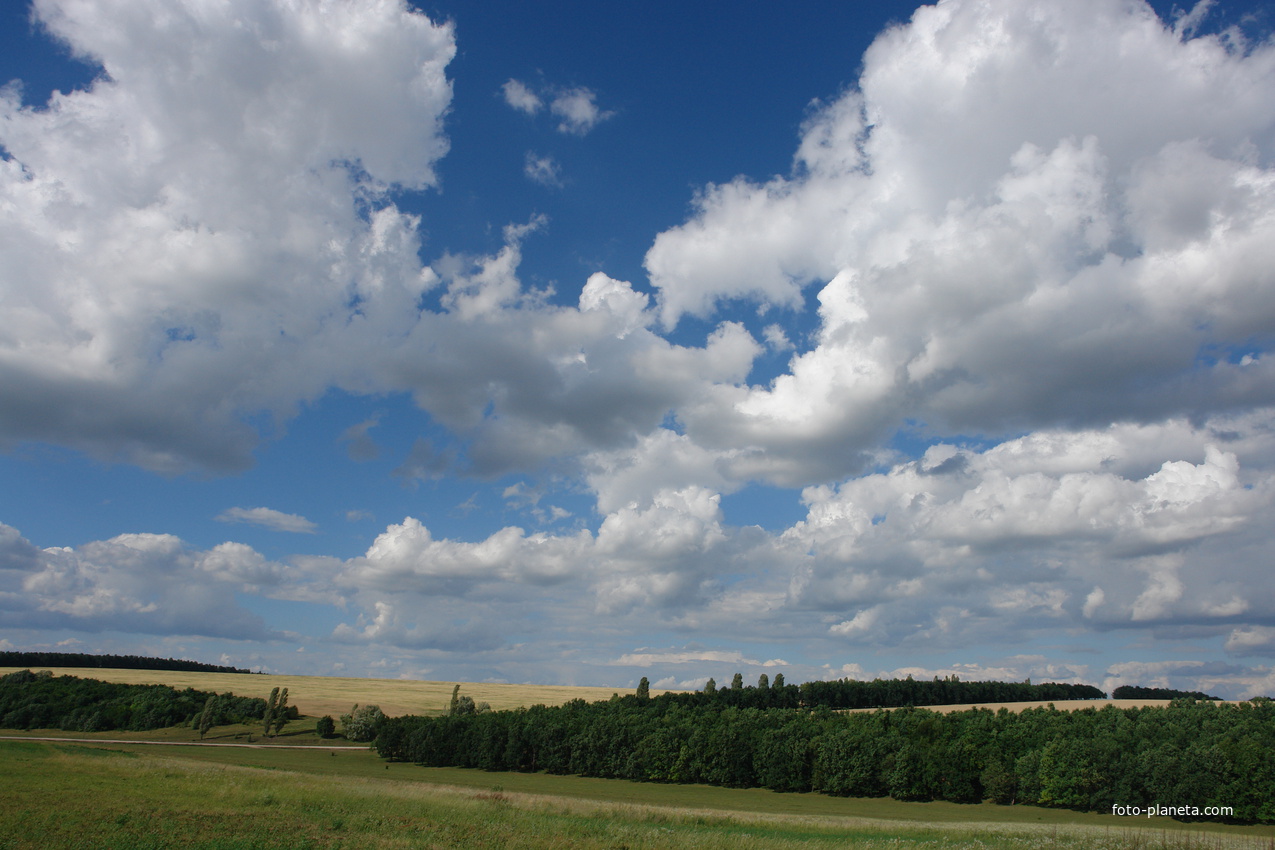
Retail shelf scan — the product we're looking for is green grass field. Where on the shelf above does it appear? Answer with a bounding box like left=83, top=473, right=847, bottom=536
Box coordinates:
left=2, top=738, right=1273, bottom=849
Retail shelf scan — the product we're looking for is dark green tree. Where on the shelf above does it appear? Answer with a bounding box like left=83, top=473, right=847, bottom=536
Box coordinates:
left=703, top=678, right=716, bottom=695
left=262, top=687, right=279, bottom=737
left=315, top=715, right=336, bottom=738
left=731, top=673, right=743, bottom=690
left=271, top=687, right=289, bottom=736
left=636, top=677, right=650, bottom=700
left=757, top=673, right=769, bottom=690
left=197, top=695, right=216, bottom=740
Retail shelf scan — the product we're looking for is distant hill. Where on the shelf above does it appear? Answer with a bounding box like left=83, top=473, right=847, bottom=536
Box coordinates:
left=0, top=651, right=253, bottom=675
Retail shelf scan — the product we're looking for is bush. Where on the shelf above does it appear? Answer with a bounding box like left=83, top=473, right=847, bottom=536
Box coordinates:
left=339, top=704, right=386, bottom=742
left=316, top=715, right=336, bottom=738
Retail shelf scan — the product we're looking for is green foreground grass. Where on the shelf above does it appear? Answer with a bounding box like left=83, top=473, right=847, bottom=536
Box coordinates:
left=3, top=738, right=1274, bottom=850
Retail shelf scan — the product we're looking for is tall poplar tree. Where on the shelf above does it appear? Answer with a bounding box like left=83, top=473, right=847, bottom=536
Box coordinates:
left=272, top=687, right=289, bottom=736
left=197, top=695, right=216, bottom=740
left=262, top=687, right=279, bottom=737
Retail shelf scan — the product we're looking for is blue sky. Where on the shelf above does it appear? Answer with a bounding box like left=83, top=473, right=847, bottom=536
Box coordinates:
left=3, top=0, right=1275, bottom=698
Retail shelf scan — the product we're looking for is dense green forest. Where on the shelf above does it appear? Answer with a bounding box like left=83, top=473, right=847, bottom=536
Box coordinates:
left=0, top=651, right=253, bottom=673
left=1111, top=685, right=1220, bottom=701
left=0, top=670, right=267, bottom=732
left=753, top=675, right=1104, bottom=709
left=642, top=674, right=1103, bottom=711
left=375, top=688, right=1275, bottom=824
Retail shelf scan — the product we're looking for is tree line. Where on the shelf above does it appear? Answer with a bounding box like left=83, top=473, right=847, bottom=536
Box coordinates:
left=681, top=673, right=1104, bottom=710
left=374, top=688, right=1275, bottom=824
left=1112, top=685, right=1220, bottom=701
left=0, top=651, right=253, bottom=674
left=0, top=669, right=267, bottom=733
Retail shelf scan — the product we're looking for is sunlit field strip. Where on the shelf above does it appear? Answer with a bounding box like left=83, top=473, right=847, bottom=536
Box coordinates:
left=0, top=667, right=1208, bottom=720
left=3, top=740, right=1272, bottom=850
left=0, top=667, right=661, bottom=718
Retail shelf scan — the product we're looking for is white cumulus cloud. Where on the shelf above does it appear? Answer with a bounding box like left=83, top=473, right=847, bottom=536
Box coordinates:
left=644, top=0, right=1275, bottom=486
left=0, top=0, right=455, bottom=472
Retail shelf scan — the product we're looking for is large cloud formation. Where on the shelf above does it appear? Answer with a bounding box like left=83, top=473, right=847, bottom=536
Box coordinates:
left=0, top=0, right=755, bottom=478
left=4, top=0, right=1275, bottom=697
left=647, top=0, right=1275, bottom=485
left=0, top=0, right=456, bottom=471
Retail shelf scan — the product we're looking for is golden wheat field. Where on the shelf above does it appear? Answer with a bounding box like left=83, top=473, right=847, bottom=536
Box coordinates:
left=0, top=667, right=663, bottom=718
left=0, top=667, right=1204, bottom=718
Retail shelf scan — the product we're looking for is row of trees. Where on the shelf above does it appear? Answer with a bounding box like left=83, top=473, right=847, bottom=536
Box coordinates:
left=676, top=674, right=1104, bottom=711
left=1112, top=685, right=1220, bottom=700
left=0, top=651, right=253, bottom=674
left=331, top=685, right=492, bottom=743
left=261, top=687, right=291, bottom=737
left=374, top=694, right=1275, bottom=823
left=192, top=691, right=275, bottom=739
left=0, top=669, right=265, bottom=732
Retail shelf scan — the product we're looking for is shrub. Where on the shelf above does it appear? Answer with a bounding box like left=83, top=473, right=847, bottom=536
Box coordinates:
left=339, top=704, right=386, bottom=742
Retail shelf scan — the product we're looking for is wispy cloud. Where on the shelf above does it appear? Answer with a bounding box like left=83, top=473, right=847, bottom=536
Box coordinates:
left=613, top=649, right=775, bottom=668
left=216, top=507, right=317, bottom=534
left=502, top=78, right=542, bottom=114
left=524, top=152, right=563, bottom=187
left=549, top=87, right=613, bottom=135
left=502, top=79, right=613, bottom=135
left=341, top=417, right=381, bottom=461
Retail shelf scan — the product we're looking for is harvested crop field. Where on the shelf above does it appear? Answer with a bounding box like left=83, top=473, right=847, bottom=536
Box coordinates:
left=0, top=667, right=660, bottom=718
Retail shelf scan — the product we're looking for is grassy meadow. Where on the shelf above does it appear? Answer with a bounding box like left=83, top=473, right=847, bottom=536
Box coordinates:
left=4, top=738, right=1274, bottom=850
